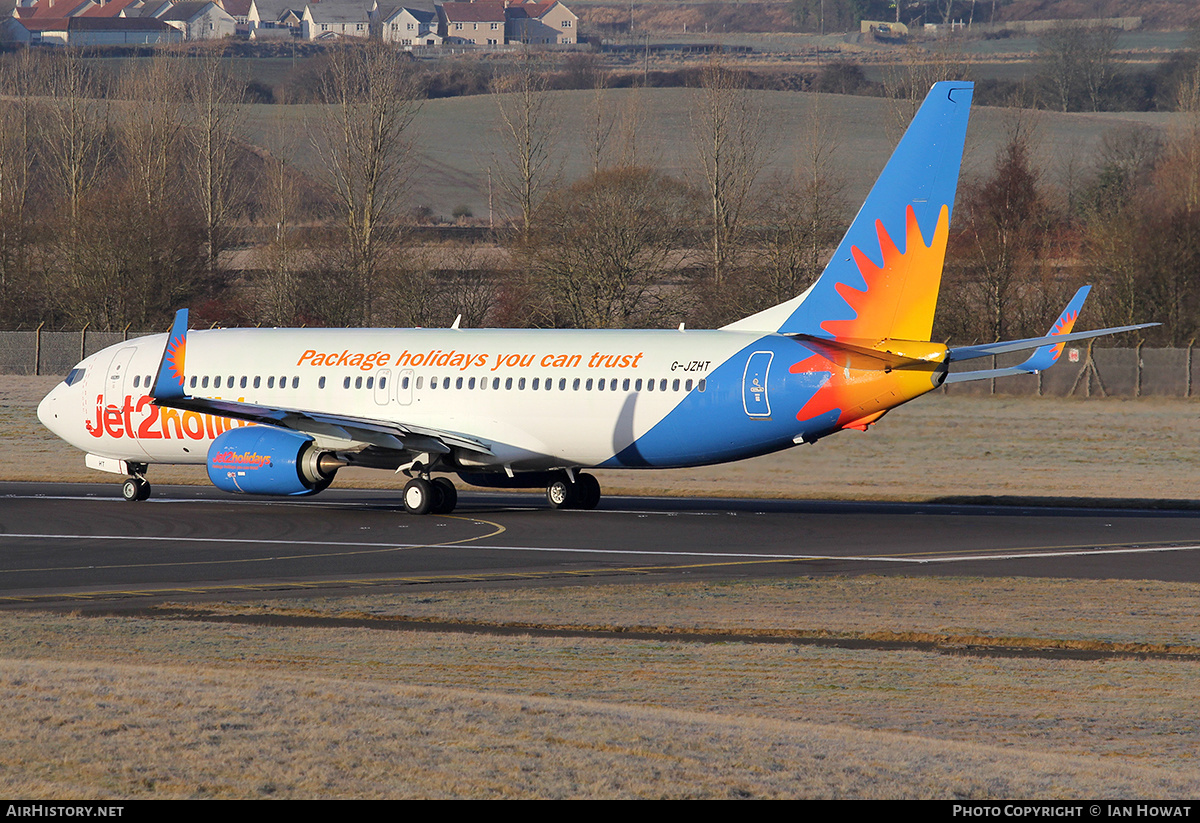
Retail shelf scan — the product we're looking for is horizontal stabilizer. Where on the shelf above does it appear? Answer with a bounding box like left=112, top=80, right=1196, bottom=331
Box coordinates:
left=789, top=334, right=945, bottom=371
left=947, top=323, right=1156, bottom=363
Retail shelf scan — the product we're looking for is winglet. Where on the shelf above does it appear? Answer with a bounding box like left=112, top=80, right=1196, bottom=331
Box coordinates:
left=151, top=308, right=189, bottom=401
left=1018, top=286, right=1090, bottom=373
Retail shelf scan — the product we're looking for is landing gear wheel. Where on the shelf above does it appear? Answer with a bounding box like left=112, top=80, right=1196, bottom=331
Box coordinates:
left=122, top=477, right=150, bottom=502
left=576, top=473, right=601, bottom=510
left=431, top=477, right=458, bottom=514
left=403, top=477, right=435, bottom=515
left=546, top=478, right=578, bottom=510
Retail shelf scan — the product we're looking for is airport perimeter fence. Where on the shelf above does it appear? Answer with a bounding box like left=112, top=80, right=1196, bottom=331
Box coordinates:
left=1, top=328, right=1199, bottom=399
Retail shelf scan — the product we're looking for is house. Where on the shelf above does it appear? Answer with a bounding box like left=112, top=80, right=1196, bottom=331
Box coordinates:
left=506, top=0, right=575, bottom=45
left=219, top=0, right=257, bottom=36
left=438, top=0, right=504, bottom=46
left=300, top=0, right=370, bottom=39
left=149, top=0, right=237, bottom=39
left=376, top=5, right=438, bottom=46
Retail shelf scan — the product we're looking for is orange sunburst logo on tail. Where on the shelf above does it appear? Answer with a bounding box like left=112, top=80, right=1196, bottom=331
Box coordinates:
left=821, top=204, right=950, bottom=343
left=164, top=334, right=186, bottom=388
left=794, top=205, right=950, bottom=430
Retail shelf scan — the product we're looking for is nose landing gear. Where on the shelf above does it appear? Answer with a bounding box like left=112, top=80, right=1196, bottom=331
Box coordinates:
left=121, top=471, right=151, bottom=502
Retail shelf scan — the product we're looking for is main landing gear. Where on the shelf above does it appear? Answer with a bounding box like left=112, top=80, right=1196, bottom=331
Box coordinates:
left=121, top=475, right=151, bottom=502
left=403, top=476, right=458, bottom=515
left=546, top=472, right=601, bottom=510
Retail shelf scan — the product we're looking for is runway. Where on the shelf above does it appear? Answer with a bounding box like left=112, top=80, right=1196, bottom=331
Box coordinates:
left=2, top=481, right=1200, bottom=608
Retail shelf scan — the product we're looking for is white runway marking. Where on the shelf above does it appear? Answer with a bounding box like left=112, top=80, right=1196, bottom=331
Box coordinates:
left=2, top=532, right=1199, bottom=564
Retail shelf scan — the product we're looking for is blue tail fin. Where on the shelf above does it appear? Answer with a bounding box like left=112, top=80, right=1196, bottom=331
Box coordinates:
left=726, top=82, right=973, bottom=340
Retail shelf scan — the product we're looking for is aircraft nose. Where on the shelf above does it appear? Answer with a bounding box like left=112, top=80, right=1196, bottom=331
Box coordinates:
left=37, top=383, right=66, bottom=439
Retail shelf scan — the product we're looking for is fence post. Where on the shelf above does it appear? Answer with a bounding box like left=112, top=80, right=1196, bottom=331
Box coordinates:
left=34, top=321, right=43, bottom=376
left=122, top=323, right=130, bottom=342
left=1189, top=339, right=1195, bottom=399
left=1135, top=340, right=1143, bottom=398
left=80, top=322, right=89, bottom=362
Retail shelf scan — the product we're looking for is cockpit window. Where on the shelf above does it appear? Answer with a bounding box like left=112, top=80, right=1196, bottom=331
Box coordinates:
left=64, top=368, right=85, bottom=386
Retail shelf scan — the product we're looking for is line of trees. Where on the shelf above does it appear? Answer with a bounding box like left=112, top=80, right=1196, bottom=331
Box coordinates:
left=3, top=46, right=1200, bottom=347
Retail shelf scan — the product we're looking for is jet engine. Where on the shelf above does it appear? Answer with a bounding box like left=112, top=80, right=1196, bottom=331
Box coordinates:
left=206, top=426, right=341, bottom=496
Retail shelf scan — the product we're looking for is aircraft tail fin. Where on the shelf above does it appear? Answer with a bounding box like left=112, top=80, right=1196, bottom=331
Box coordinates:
left=724, top=81, right=973, bottom=340
left=151, top=308, right=189, bottom=401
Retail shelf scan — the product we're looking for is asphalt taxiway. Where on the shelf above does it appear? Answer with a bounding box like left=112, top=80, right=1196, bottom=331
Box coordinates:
left=2, top=481, right=1199, bottom=608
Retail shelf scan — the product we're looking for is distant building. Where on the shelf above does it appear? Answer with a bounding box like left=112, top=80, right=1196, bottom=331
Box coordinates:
left=438, top=1, right=504, bottom=46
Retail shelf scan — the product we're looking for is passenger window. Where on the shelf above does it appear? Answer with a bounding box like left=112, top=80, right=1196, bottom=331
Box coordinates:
left=202, top=376, right=210, bottom=389
left=518, top=377, right=525, bottom=390
left=443, top=377, right=450, bottom=389
left=686, top=379, right=693, bottom=391
left=280, top=376, right=286, bottom=387
left=572, top=378, right=580, bottom=391
left=292, top=377, right=299, bottom=389
left=635, top=379, right=643, bottom=391
left=596, top=379, right=603, bottom=391
left=559, top=378, right=566, bottom=391
left=532, top=378, right=539, bottom=390
left=699, top=379, right=707, bottom=392
left=622, top=378, right=630, bottom=391
left=416, top=377, right=424, bottom=389
left=214, top=377, right=221, bottom=388
left=504, top=377, right=512, bottom=390
left=402, top=376, right=410, bottom=389
left=585, top=378, right=593, bottom=391
left=610, top=379, right=618, bottom=391
left=430, top=377, right=437, bottom=390
left=468, top=377, right=476, bottom=389
left=254, top=377, right=261, bottom=389
left=319, top=377, right=326, bottom=389
left=267, top=377, right=274, bottom=389
left=133, top=376, right=141, bottom=388
left=190, top=376, right=198, bottom=389
left=343, top=377, right=350, bottom=389
left=672, top=379, right=680, bottom=391
left=492, top=378, right=500, bottom=390
left=660, top=379, right=668, bottom=391
left=647, top=379, right=654, bottom=392
left=228, top=376, right=234, bottom=387
left=379, top=377, right=386, bottom=389
left=366, top=377, right=374, bottom=389
left=240, top=376, right=247, bottom=389
left=355, top=376, right=362, bottom=389
left=456, top=377, right=463, bottom=389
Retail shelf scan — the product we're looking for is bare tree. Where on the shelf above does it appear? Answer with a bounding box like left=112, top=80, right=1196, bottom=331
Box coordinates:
left=1039, top=23, right=1119, bottom=112
left=751, top=96, right=848, bottom=311
left=521, top=167, right=697, bottom=328
left=188, top=50, right=247, bottom=280
left=493, top=48, right=559, bottom=244
left=312, top=42, right=422, bottom=326
left=691, top=59, right=766, bottom=288
left=0, top=51, right=42, bottom=325
left=40, top=49, right=114, bottom=325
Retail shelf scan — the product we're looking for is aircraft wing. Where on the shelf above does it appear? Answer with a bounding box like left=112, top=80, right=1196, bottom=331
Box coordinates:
left=149, top=309, right=492, bottom=457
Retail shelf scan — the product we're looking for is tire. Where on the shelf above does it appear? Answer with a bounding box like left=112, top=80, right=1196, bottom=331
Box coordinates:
left=576, top=473, right=601, bottom=510
left=122, top=478, right=146, bottom=502
left=546, top=478, right=577, bottom=509
left=403, top=478, right=435, bottom=515
left=431, top=477, right=457, bottom=514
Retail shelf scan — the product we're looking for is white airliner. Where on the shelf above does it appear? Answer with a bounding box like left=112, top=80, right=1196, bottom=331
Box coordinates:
left=37, top=82, right=1153, bottom=513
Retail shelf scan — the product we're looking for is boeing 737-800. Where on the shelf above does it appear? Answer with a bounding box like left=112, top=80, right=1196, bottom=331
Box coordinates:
left=37, top=82, right=1153, bottom=513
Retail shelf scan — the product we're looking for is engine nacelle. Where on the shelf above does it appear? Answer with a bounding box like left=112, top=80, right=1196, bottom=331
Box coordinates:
left=207, top=427, right=340, bottom=496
